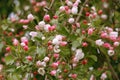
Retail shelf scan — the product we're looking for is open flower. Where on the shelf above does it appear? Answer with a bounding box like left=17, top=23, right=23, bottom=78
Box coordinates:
left=38, top=68, right=45, bottom=76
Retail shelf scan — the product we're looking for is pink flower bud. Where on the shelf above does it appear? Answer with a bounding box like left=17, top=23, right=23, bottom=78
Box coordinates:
left=51, top=62, right=59, bottom=69
left=50, top=70, right=57, bottom=76
left=40, top=1, right=47, bottom=7
left=48, top=45, right=53, bottom=50
left=82, top=42, right=88, bottom=47
left=36, top=61, right=42, bottom=67
left=27, top=13, right=34, bottom=21
left=6, top=47, right=11, bottom=52
left=29, top=31, right=37, bottom=37
left=59, top=6, right=65, bottom=12
left=35, top=25, right=40, bottom=30
left=101, top=32, right=108, bottom=38
left=23, top=25, right=28, bottom=29
left=103, top=43, right=111, bottom=49
left=60, top=41, right=67, bottom=46
left=19, top=19, right=29, bottom=24
left=71, top=74, right=77, bottom=79
left=13, top=39, right=19, bottom=46
left=26, top=56, right=32, bottom=61
left=44, top=57, right=49, bottom=62
left=68, top=18, right=74, bottom=24
left=44, top=14, right=50, bottom=22
left=71, top=6, right=78, bottom=15
left=53, top=15, right=58, bottom=19
left=114, top=42, right=119, bottom=47
left=88, top=28, right=94, bottom=35
left=48, top=25, right=56, bottom=31
left=53, top=53, right=59, bottom=59
left=20, top=42, right=26, bottom=47
left=101, top=14, right=107, bottom=20
left=100, top=73, right=107, bottom=80
left=23, top=46, right=29, bottom=51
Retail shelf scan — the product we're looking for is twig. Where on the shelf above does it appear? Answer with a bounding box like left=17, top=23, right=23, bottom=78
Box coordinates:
left=49, top=0, right=55, bottom=10
left=75, top=0, right=89, bottom=23
left=45, top=0, right=55, bottom=14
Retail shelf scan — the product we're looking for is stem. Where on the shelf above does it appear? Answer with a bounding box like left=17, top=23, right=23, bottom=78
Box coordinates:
left=45, top=0, right=55, bottom=14
left=49, top=0, right=55, bottom=10
left=75, top=0, right=89, bottom=23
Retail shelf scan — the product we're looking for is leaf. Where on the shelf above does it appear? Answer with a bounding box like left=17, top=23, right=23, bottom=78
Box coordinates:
left=89, top=55, right=97, bottom=62
left=37, top=47, right=46, bottom=58
left=0, top=42, right=4, bottom=52
left=57, top=24, right=69, bottom=36
left=1, top=25, right=8, bottom=30
left=4, top=55, right=15, bottom=65
left=72, top=37, right=83, bottom=48
left=60, top=47, right=71, bottom=57
left=72, top=40, right=80, bottom=48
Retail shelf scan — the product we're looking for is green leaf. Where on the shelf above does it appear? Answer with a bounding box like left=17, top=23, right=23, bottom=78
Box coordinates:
left=72, top=37, right=83, bottom=48
left=89, top=55, right=97, bottom=62
left=1, top=25, right=8, bottom=30
left=37, top=47, right=46, bottom=58
left=0, top=42, right=4, bottom=52
left=5, top=55, right=15, bottom=65
left=72, top=40, right=80, bottom=48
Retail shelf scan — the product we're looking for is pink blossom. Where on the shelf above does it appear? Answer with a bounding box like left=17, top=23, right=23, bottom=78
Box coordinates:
left=26, top=56, right=32, bottom=61
left=27, top=13, right=34, bottom=21
left=103, top=43, right=111, bottom=48
left=59, top=6, right=65, bottom=12
left=23, top=45, right=29, bottom=51
left=29, top=31, right=37, bottom=37
left=53, top=53, right=59, bottom=59
left=71, top=6, right=78, bottom=15
left=88, top=28, right=94, bottom=35
left=40, top=1, right=47, bottom=7
left=60, top=41, right=67, bottom=46
left=68, top=18, right=74, bottom=24
left=51, top=62, right=59, bottom=69
left=6, top=46, right=11, bottom=52
left=48, top=25, right=56, bottom=31
left=71, top=74, right=77, bottom=79
left=100, top=72, right=107, bottom=80
left=44, top=57, right=49, bottom=62
left=23, top=25, right=28, bottom=29
left=50, top=70, right=57, bottom=76
left=13, top=39, right=19, bottom=46
left=100, top=32, right=108, bottom=38
left=114, top=42, right=119, bottom=47
left=19, top=19, right=29, bottom=24
left=82, top=42, right=88, bottom=47
left=21, top=37, right=28, bottom=45
left=95, top=39, right=104, bottom=46
left=35, top=25, right=40, bottom=30
left=44, top=14, right=50, bottom=22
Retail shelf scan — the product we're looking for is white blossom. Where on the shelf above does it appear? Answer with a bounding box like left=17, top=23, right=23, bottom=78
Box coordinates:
left=71, top=6, right=78, bottom=15
left=95, top=39, right=104, bottom=46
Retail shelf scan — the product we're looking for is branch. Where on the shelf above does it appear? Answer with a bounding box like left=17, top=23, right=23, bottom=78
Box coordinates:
left=45, top=0, right=55, bottom=14
left=49, top=0, right=55, bottom=10
left=75, top=0, right=89, bottom=23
